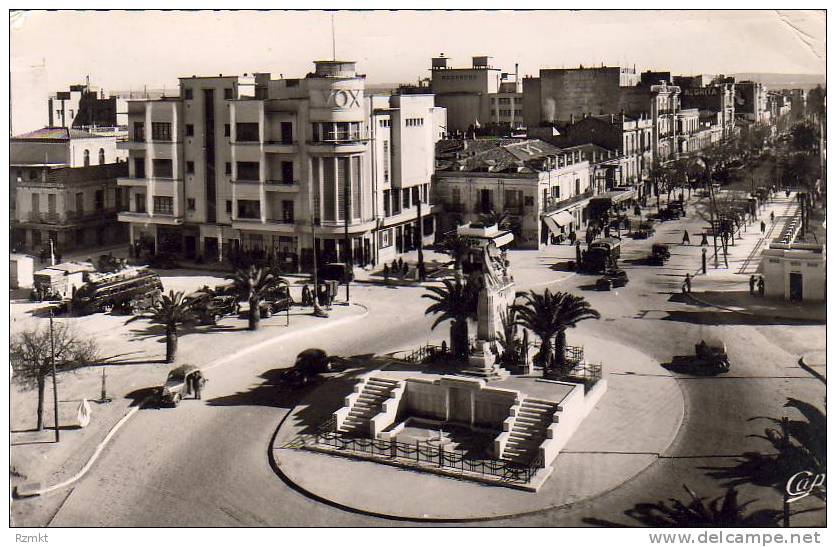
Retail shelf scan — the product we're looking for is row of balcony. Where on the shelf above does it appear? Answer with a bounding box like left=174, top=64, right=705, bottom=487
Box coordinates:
left=23, top=208, right=118, bottom=225
left=542, top=190, right=594, bottom=215
left=445, top=203, right=526, bottom=216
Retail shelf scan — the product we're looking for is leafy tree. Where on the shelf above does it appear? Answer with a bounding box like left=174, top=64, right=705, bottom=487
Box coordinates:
left=423, top=279, right=479, bottom=360
left=11, top=322, right=100, bottom=431
left=479, top=209, right=511, bottom=230
left=790, top=121, right=818, bottom=153
left=127, top=290, right=197, bottom=363
left=513, top=289, right=600, bottom=376
left=226, top=265, right=288, bottom=330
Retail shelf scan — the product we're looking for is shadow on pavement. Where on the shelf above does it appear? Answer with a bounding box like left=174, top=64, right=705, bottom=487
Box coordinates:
left=661, top=309, right=824, bottom=326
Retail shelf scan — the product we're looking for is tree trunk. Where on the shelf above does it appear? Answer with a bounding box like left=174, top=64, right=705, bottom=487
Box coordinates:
left=36, top=374, right=46, bottom=431
left=249, top=297, right=260, bottom=331
left=165, top=325, right=178, bottom=363
left=451, top=320, right=468, bottom=361
left=555, top=329, right=567, bottom=372
left=539, top=337, right=553, bottom=377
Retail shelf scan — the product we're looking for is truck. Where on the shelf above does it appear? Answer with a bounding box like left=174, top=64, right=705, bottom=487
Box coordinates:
left=71, top=266, right=163, bottom=315
left=581, top=237, right=622, bottom=274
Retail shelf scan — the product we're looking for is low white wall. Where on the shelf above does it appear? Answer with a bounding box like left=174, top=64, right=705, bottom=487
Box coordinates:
left=370, top=381, right=406, bottom=438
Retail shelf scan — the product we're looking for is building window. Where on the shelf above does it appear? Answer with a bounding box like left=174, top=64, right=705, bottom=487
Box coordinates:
left=224, top=124, right=231, bottom=137
left=236, top=161, right=260, bottom=181
left=282, top=200, right=294, bottom=223
left=379, top=228, right=393, bottom=248
left=281, top=161, right=294, bottom=183
left=224, top=88, right=233, bottom=100
left=153, top=196, right=173, bottom=215
left=402, top=188, right=411, bottom=209
left=226, top=200, right=232, bottom=214
left=83, top=149, right=90, bottom=167
left=184, top=88, right=193, bottom=100
left=133, top=122, right=145, bottom=141
left=134, top=157, right=146, bottom=178
left=235, top=123, right=259, bottom=142
left=186, top=161, right=195, bottom=174
left=280, top=122, right=293, bottom=144
left=151, top=122, right=172, bottom=141
left=135, top=193, right=146, bottom=213
left=225, top=162, right=232, bottom=175
left=237, top=200, right=260, bottom=219
left=153, top=159, right=173, bottom=178
left=95, top=190, right=104, bottom=210
left=98, top=148, right=106, bottom=165
left=525, top=195, right=534, bottom=207
left=383, top=189, right=391, bottom=217
left=392, top=188, right=401, bottom=215
left=185, top=124, right=194, bottom=137
left=405, top=118, right=424, bottom=127
left=187, top=198, right=196, bottom=211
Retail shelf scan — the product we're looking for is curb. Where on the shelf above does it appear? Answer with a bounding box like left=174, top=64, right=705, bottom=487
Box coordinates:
left=14, top=303, right=370, bottom=499
left=798, top=355, right=826, bottom=385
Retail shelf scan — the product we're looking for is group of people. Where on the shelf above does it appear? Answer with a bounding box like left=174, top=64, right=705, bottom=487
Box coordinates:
left=682, top=230, right=711, bottom=246
left=382, top=257, right=411, bottom=282
left=301, top=283, right=334, bottom=308
left=749, top=275, right=766, bottom=297
left=38, top=246, right=62, bottom=265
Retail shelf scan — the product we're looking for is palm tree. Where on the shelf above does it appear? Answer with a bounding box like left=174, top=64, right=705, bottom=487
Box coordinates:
left=585, top=484, right=805, bottom=527
left=496, top=305, right=520, bottom=367
left=479, top=209, right=511, bottom=230
left=439, top=234, right=477, bottom=279
left=127, top=290, right=196, bottom=363
left=423, top=279, right=479, bottom=360
left=513, top=289, right=600, bottom=377
left=226, top=265, right=288, bottom=331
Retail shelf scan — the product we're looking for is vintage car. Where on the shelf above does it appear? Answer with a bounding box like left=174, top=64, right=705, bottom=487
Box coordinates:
left=260, top=285, right=294, bottom=317
left=276, top=349, right=346, bottom=389
left=159, top=364, right=205, bottom=406
left=595, top=268, right=629, bottom=291
left=647, top=243, right=671, bottom=265
left=694, top=340, right=731, bottom=373
left=193, top=294, right=240, bottom=325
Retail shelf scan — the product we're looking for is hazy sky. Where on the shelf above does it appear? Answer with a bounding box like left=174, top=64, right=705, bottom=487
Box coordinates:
left=10, top=10, right=826, bottom=93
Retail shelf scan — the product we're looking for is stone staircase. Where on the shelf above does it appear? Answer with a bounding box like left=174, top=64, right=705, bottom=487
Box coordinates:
left=338, top=377, right=401, bottom=435
left=500, top=398, right=560, bottom=464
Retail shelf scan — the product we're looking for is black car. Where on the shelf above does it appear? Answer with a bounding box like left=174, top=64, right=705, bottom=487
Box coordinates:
left=596, top=269, right=629, bottom=290
left=194, top=294, right=240, bottom=325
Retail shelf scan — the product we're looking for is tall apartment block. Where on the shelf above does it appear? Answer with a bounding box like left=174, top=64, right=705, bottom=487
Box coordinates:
left=117, top=60, right=446, bottom=270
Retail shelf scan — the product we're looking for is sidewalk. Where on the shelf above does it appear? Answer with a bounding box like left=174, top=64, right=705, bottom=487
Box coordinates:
left=271, top=331, right=684, bottom=521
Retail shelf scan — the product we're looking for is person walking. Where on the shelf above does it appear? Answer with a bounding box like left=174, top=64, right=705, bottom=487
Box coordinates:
left=757, top=276, right=765, bottom=297
left=383, top=263, right=390, bottom=284
left=684, top=273, right=692, bottom=293
left=749, top=275, right=756, bottom=295
left=682, top=229, right=691, bottom=245
left=301, top=285, right=311, bottom=307
left=193, top=372, right=204, bottom=400
left=770, top=211, right=775, bottom=224
left=760, top=220, right=766, bottom=234
left=700, top=232, right=709, bottom=246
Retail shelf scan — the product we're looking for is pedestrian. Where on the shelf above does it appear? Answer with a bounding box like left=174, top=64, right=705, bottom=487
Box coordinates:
left=402, top=262, right=410, bottom=279
left=701, top=248, right=707, bottom=274
left=682, top=229, right=691, bottom=245
left=383, top=263, right=390, bottom=284
left=634, top=204, right=641, bottom=217
left=749, top=275, right=756, bottom=295
left=757, top=276, right=765, bottom=297
left=193, top=372, right=203, bottom=400
left=301, top=285, right=311, bottom=307
left=397, top=257, right=404, bottom=272
left=700, top=232, right=709, bottom=246
left=760, top=220, right=766, bottom=234
left=770, top=211, right=775, bottom=224
left=684, top=273, right=692, bottom=293
left=568, top=231, right=576, bottom=245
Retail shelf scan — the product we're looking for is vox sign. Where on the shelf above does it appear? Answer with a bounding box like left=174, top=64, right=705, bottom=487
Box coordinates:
left=316, top=89, right=362, bottom=109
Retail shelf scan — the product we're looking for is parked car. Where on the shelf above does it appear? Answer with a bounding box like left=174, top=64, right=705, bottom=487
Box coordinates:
left=193, top=294, right=240, bottom=325
left=260, top=285, right=293, bottom=317
left=596, top=268, right=629, bottom=291
left=159, top=365, right=205, bottom=406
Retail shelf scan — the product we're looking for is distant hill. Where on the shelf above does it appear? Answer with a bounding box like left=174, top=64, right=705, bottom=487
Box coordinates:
left=731, top=73, right=825, bottom=91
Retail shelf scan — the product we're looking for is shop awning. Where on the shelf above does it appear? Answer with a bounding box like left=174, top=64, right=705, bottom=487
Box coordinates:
left=543, top=211, right=574, bottom=234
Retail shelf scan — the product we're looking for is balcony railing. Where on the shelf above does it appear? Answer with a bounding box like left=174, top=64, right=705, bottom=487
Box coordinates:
left=542, top=190, right=593, bottom=215
left=265, top=179, right=298, bottom=186
left=26, top=212, right=62, bottom=224
left=65, top=208, right=118, bottom=221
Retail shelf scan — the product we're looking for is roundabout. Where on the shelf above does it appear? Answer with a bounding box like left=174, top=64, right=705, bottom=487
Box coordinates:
left=270, top=331, right=685, bottom=521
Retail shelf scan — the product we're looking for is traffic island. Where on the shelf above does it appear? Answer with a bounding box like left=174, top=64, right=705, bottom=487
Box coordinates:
left=270, top=333, right=684, bottom=521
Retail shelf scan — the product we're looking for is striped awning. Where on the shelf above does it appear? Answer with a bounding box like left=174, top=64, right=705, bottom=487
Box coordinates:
left=543, top=211, right=574, bottom=235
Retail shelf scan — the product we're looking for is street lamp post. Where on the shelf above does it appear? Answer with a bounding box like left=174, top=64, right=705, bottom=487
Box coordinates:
left=49, top=308, right=59, bottom=443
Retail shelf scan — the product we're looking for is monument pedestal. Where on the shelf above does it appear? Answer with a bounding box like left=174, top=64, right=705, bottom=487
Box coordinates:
left=462, top=341, right=509, bottom=381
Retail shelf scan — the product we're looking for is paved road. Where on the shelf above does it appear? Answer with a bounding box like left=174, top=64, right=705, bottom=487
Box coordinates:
left=47, top=196, right=825, bottom=526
